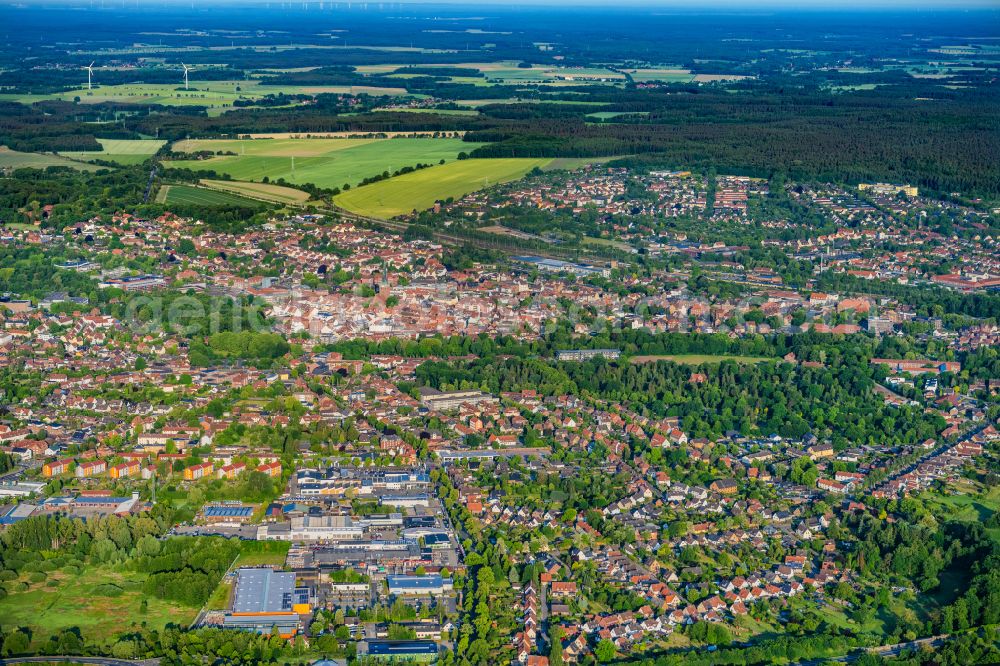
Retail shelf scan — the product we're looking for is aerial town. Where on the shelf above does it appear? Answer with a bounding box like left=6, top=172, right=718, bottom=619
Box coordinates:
left=0, top=2, right=998, bottom=665
left=0, top=160, right=998, bottom=665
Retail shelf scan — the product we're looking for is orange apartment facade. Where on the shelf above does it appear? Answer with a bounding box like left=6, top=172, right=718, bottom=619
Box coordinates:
left=110, top=460, right=141, bottom=479
left=183, top=462, right=214, bottom=480
left=42, top=458, right=74, bottom=477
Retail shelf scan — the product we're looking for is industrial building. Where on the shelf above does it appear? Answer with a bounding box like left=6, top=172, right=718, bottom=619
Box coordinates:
left=386, top=574, right=453, bottom=597
left=223, top=568, right=309, bottom=637
left=358, top=640, right=439, bottom=662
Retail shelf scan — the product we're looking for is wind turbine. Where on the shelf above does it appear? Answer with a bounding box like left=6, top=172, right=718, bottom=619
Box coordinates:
left=181, top=63, right=192, bottom=90
left=85, top=62, right=95, bottom=90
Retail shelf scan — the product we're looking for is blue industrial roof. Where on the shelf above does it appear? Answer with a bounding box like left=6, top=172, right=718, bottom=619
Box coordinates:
left=367, top=640, right=439, bottom=656
left=422, top=533, right=449, bottom=546
left=387, top=574, right=450, bottom=590
left=205, top=506, right=253, bottom=517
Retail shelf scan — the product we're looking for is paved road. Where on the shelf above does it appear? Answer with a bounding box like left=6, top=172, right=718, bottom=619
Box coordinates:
left=0, top=657, right=160, bottom=666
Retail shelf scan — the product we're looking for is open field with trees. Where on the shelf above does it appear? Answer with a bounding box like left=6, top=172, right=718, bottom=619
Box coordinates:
left=0, top=146, right=104, bottom=171
left=0, top=80, right=410, bottom=113
left=334, top=157, right=550, bottom=217
left=0, top=561, right=198, bottom=643
left=0, top=513, right=232, bottom=652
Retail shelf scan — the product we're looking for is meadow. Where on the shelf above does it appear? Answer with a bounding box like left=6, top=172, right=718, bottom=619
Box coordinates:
left=0, top=562, right=197, bottom=643
left=918, top=484, right=1000, bottom=542
left=334, top=157, right=550, bottom=218
left=60, top=138, right=165, bottom=165
left=166, top=137, right=480, bottom=190
left=630, top=354, right=774, bottom=365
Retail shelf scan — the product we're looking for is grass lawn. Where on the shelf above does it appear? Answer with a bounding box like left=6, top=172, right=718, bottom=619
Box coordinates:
left=205, top=580, right=233, bottom=611
left=630, top=354, right=774, bottom=365
left=166, top=137, right=479, bottom=190
left=581, top=236, right=634, bottom=251
left=233, top=541, right=291, bottom=568
left=60, top=138, right=165, bottom=165
left=160, top=184, right=266, bottom=208
left=335, top=157, right=550, bottom=218
left=732, top=613, right=779, bottom=639
left=200, top=179, right=311, bottom=205
left=803, top=599, right=886, bottom=634
left=0, top=563, right=197, bottom=643
left=0, top=146, right=105, bottom=171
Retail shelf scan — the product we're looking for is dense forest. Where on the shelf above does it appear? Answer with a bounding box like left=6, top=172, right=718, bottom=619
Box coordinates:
left=414, top=353, right=946, bottom=446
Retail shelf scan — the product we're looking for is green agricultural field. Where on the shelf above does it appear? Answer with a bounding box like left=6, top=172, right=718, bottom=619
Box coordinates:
left=0, top=563, right=197, bottom=643
left=60, top=138, right=165, bottom=165
left=160, top=184, right=265, bottom=208
left=172, top=136, right=379, bottom=156
left=630, top=354, right=774, bottom=365
left=335, top=157, right=550, bottom=218
left=356, top=60, right=623, bottom=86
left=200, top=179, right=311, bottom=205
left=0, top=79, right=408, bottom=112
left=166, top=137, right=481, bottom=190
left=0, top=146, right=105, bottom=171
left=625, top=67, right=694, bottom=83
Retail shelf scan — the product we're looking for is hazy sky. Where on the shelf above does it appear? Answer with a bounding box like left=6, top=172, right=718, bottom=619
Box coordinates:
left=8, top=0, right=1000, bottom=7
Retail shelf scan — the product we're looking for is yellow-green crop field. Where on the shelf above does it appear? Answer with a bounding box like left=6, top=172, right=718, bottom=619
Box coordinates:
left=199, top=179, right=311, bottom=205
left=334, top=157, right=550, bottom=218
